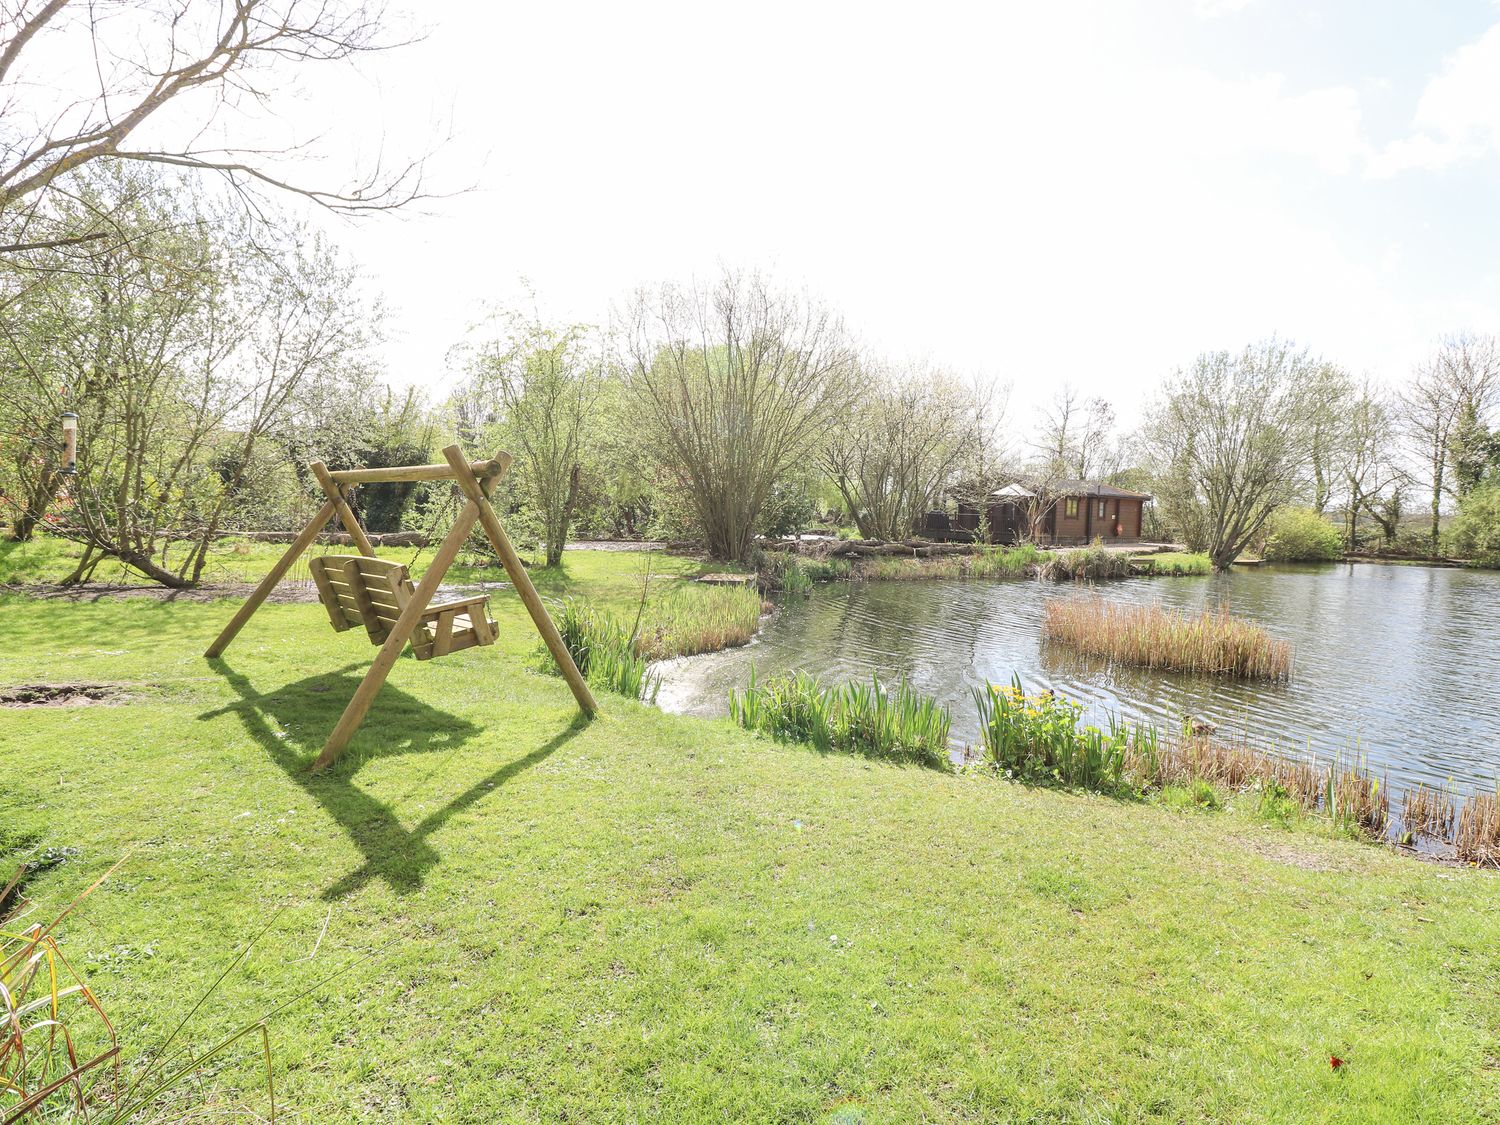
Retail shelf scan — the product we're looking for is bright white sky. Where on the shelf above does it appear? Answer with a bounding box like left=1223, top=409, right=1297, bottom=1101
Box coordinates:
left=130, top=1, right=1500, bottom=422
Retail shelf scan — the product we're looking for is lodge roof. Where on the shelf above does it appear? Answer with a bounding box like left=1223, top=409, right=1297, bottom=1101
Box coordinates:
left=987, top=480, right=1153, bottom=501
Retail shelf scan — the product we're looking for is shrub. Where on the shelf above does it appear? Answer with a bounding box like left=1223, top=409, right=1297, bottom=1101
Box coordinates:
left=1263, top=507, right=1342, bottom=562
left=1445, top=484, right=1500, bottom=567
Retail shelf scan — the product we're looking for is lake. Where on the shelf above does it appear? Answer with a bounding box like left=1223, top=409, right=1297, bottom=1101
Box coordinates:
left=654, top=562, right=1500, bottom=799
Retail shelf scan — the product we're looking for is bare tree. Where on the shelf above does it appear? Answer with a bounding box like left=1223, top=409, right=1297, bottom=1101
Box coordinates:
left=1304, top=362, right=1355, bottom=515
left=623, top=271, right=855, bottom=561
left=0, top=0, right=430, bottom=257
left=1140, top=341, right=1321, bottom=571
left=823, top=361, right=988, bottom=540
left=1338, top=381, right=1405, bottom=549
left=1401, top=335, right=1500, bottom=553
left=1034, top=383, right=1116, bottom=480
left=459, top=310, right=602, bottom=566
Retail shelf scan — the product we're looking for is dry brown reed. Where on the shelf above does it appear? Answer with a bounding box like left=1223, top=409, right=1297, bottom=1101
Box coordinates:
left=1456, top=793, right=1500, bottom=868
left=1332, top=768, right=1390, bottom=838
left=1043, top=599, right=1294, bottom=680
left=1131, top=731, right=1327, bottom=809
left=1401, top=784, right=1456, bottom=841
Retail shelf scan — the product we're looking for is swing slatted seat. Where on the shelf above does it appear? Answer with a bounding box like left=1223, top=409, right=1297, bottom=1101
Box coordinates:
left=308, top=554, right=497, bottom=659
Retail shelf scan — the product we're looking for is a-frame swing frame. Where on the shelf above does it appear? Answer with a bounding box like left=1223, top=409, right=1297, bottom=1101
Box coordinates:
left=205, top=444, right=597, bottom=770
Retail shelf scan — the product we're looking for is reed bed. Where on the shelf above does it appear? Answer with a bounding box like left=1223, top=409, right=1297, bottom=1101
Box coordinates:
left=859, top=543, right=1043, bottom=582
left=729, top=669, right=951, bottom=768
left=553, top=599, right=661, bottom=702
left=637, top=583, right=764, bottom=659
left=1043, top=599, right=1294, bottom=681
left=1401, top=784, right=1456, bottom=842
left=972, top=677, right=1391, bottom=837
left=1455, top=792, right=1500, bottom=867
left=548, top=585, right=764, bottom=699
left=1036, top=544, right=1135, bottom=582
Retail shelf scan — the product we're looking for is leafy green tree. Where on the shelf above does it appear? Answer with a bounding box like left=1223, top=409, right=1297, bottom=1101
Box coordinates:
left=0, top=162, right=379, bottom=585
left=1445, top=484, right=1500, bottom=566
left=458, top=311, right=602, bottom=566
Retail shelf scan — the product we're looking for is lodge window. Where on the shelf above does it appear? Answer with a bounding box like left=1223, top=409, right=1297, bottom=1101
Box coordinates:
left=1098, top=500, right=1107, bottom=518
left=1065, top=498, right=1079, bottom=518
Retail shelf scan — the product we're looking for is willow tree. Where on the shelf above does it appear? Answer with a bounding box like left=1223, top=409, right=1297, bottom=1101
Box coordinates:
left=823, top=362, right=987, bottom=541
left=1140, top=341, right=1321, bottom=571
left=623, top=272, right=855, bottom=560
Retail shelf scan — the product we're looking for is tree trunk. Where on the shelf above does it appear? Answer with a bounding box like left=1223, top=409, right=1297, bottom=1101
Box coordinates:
left=9, top=468, right=61, bottom=541
left=548, top=463, right=582, bottom=567
left=1429, top=453, right=1444, bottom=555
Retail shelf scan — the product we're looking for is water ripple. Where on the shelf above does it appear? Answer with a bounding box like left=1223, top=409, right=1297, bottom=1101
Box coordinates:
left=654, top=563, right=1500, bottom=798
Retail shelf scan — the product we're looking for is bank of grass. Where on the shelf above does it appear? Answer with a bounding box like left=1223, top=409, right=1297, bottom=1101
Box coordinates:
left=1044, top=598, right=1295, bottom=680
left=2, top=552, right=1499, bottom=1120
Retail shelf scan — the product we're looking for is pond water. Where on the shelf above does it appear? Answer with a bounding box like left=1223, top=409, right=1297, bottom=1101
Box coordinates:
left=654, top=562, right=1500, bottom=799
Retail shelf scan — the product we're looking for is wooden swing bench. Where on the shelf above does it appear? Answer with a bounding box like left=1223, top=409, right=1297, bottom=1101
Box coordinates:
left=204, top=445, right=596, bottom=770
left=309, top=555, right=498, bottom=659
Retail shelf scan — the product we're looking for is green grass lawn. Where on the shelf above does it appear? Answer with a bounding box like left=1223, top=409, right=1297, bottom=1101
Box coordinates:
left=2, top=547, right=1498, bottom=1122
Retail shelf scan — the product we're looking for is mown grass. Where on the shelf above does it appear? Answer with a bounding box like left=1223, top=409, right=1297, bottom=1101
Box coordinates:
left=1, top=549, right=1499, bottom=1121
left=1044, top=598, right=1295, bottom=680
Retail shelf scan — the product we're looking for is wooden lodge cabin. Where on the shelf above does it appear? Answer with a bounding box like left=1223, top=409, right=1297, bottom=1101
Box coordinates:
left=943, top=481, right=1152, bottom=545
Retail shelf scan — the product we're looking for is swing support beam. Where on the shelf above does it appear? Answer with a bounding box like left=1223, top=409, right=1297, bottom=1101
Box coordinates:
left=205, top=446, right=597, bottom=770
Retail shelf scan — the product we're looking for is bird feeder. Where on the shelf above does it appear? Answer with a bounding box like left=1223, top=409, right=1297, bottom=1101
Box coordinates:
left=60, top=412, right=78, bottom=475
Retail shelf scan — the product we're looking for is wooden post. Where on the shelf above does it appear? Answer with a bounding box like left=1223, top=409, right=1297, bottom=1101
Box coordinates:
left=310, top=461, right=377, bottom=557
left=441, top=445, right=598, bottom=717
left=204, top=497, right=341, bottom=657
left=311, top=499, right=482, bottom=771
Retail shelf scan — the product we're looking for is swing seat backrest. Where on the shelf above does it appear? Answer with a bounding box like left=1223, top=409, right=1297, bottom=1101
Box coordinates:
left=307, top=554, right=497, bottom=661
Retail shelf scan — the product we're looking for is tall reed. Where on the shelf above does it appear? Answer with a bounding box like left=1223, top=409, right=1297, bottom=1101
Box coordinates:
left=1037, top=543, right=1134, bottom=582
left=729, top=669, right=951, bottom=768
left=636, top=584, right=763, bottom=659
left=552, top=598, right=660, bottom=702
left=859, top=543, right=1043, bottom=582
left=1043, top=599, right=1293, bottom=680
left=1456, top=792, right=1500, bottom=867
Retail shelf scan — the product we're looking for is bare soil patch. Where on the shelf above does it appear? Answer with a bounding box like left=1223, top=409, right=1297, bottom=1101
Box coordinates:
left=1, top=582, right=320, bottom=604
left=0, top=682, right=132, bottom=707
